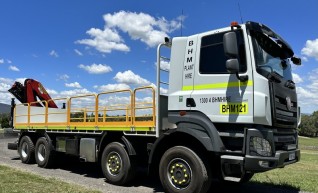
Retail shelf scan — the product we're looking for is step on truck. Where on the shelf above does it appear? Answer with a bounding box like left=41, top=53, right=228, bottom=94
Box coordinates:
left=8, top=21, right=301, bottom=193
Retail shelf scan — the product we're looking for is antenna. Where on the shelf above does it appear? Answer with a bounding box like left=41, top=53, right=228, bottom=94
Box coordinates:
left=238, top=2, right=244, bottom=24
left=180, top=9, right=183, bottom=36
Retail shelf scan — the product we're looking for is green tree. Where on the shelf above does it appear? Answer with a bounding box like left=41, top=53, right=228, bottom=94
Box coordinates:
left=299, top=112, right=318, bottom=137
left=0, top=113, right=10, bottom=128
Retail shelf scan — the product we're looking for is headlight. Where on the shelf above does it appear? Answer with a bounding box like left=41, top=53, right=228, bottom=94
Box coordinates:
left=250, top=137, right=272, bottom=156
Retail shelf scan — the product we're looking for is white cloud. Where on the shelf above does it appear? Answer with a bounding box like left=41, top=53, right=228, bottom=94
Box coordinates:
left=57, top=74, right=70, bottom=81
left=94, top=83, right=130, bottom=92
left=76, top=28, right=130, bottom=53
left=0, top=58, right=4, bottom=64
left=0, top=78, right=14, bottom=104
left=7, top=59, right=12, bottom=64
left=295, top=68, right=318, bottom=113
left=74, top=49, right=83, bottom=56
left=114, top=70, right=151, bottom=86
left=65, top=82, right=82, bottom=88
left=160, top=87, right=168, bottom=94
left=156, top=60, right=170, bottom=71
left=301, top=38, right=318, bottom=61
left=49, top=50, right=59, bottom=57
left=46, top=89, right=58, bottom=95
left=76, top=11, right=183, bottom=53
left=0, top=82, right=11, bottom=92
left=301, top=56, right=308, bottom=62
left=292, top=73, right=303, bottom=84
left=8, top=65, right=20, bottom=72
left=104, top=11, right=182, bottom=47
left=79, top=63, right=112, bottom=74
left=15, top=78, right=27, bottom=84
left=0, top=77, right=13, bottom=85
left=60, top=88, right=91, bottom=96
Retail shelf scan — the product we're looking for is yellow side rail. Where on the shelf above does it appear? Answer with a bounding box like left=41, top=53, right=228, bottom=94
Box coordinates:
left=133, top=86, right=156, bottom=127
left=14, top=87, right=157, bottom=131
left=97, top=89, right=133, bottom=127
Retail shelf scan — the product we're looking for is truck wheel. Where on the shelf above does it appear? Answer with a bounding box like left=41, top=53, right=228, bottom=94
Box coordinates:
left=159, top=146, right=210, bottom=193
left=19, top=136, right=35, bottom=164
left=35, top=137, right=54, bottom=168
left=101, top=142, right=135, bottom=185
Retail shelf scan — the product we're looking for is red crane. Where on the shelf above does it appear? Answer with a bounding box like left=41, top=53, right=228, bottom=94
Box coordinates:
left=8, top=79, right=58, bottom=108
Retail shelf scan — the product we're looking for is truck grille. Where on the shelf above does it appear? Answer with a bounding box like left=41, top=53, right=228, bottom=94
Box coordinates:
left=273, top=96, right=297, bottom=128
left=269, top=81, right=298, bottom=129
left=273, top=128, right=297, bottom=151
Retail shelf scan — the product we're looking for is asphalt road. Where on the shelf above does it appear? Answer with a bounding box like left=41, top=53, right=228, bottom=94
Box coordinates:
left=0, top=135, right=306, bottom=193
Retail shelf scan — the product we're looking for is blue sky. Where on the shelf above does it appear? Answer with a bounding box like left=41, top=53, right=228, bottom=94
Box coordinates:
left=0, top=0, right=317, bottom=113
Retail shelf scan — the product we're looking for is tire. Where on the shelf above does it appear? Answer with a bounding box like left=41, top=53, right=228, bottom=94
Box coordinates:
left=18, top=136, right=35, bottom=164
left=159, top=146, right=211, bottom=193
left=101, top=142, right=135, bottom=185
left=35, top=137, right=55, bottom=168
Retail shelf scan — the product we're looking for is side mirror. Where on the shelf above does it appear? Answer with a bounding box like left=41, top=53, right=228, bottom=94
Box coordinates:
left=223, top=32, right=238, bottom=58
left=226, top=59, right=239, bottom=73
left=291, top=56, right=301, bottom=65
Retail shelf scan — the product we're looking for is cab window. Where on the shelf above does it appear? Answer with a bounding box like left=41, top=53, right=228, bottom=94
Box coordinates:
left=199, top=30, right=246, bottom=74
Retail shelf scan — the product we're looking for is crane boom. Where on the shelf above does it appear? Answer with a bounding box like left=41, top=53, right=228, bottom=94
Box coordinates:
left=8, top=79, right=58, bottom=108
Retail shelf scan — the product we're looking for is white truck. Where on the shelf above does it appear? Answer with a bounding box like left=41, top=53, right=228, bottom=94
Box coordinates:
left=8, top=21, right=301, bottom=193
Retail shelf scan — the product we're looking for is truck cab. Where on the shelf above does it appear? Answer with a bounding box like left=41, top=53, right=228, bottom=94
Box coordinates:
left=156, top=21, right=300, bottom=184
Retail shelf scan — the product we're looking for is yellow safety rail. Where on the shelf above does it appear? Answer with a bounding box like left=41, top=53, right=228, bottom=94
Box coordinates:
left=13, top=87, right=157, bottom=132
left=133, top=86, right=156, bottom=128
left=47, top=98, right=68, bottom=126
left=97, top=89, right=133, bottom=129
left=69, top=94, right=97, bottom=129
left=14, top=103, right=30, bottom=128
left=29, top=100, right=48, bottom=128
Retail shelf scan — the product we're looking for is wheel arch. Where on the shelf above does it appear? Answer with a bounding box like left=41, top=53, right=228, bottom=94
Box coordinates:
left=148, top=127, right=218, bottom=176
left=98, top=132, right=136, bottom=162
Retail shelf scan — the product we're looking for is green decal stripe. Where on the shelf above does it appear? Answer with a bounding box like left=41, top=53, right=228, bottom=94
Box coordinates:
left=182, top=80, right=253, bottom=91
left=14, top=125, right=154, bottom=132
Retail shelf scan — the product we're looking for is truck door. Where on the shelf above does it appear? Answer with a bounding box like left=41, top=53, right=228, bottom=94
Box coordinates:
left=190, top=28, right=254, bottom=124
left=182, top=36, right=198, bottom=110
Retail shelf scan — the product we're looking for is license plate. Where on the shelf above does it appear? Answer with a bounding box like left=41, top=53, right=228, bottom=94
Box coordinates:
left=289, top=152, right=295, bottom=160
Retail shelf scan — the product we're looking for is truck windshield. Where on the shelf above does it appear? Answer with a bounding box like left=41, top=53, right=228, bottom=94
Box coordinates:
left=251, top=31, right=293, bottom=81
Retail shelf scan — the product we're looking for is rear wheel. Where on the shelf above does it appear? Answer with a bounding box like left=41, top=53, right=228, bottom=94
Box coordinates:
left=19, top=136, right=35, bottom=164
left=159, top=146, right=211, bottom=193
left=35, top=137, right=54, bottom=168
left=101, top=142, right=135, bottom=185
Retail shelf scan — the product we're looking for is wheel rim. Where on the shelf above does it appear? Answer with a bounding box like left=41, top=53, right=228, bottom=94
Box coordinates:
left=106, top=151, right=122, bottom=176
left=167, top=158, right=192, bottom=190
left=37, top=144, right=46, bottom=162
left=21, top=142, right=28, bottom=158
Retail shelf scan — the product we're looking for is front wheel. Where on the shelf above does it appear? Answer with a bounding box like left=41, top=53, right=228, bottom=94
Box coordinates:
left=159, top=146, right=211, bottom=193
left=101, top=142, right=135, bottom=185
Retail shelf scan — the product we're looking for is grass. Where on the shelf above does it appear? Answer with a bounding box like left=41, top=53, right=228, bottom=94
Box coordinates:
left=0, top=136, right=317, bottom=193
left=0, top=165, right=101, bottom=193
left=251, top=136, right=318, bottom=193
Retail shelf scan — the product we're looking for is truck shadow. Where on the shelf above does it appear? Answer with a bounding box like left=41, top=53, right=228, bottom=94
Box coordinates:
left=34, top=156, right=301, bottom=193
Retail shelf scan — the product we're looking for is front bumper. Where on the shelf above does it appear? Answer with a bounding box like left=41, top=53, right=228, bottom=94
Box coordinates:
left=245, top=149, right=300, bottom=172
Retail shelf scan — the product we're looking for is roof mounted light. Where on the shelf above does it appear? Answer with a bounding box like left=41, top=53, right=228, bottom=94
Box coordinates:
left=230, top=21, right=241, bottom=30
left=231, top=21, right=239, bottom=27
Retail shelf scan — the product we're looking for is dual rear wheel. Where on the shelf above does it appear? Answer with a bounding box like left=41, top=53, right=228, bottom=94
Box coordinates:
left=18, top=136, right=54, bottom=168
